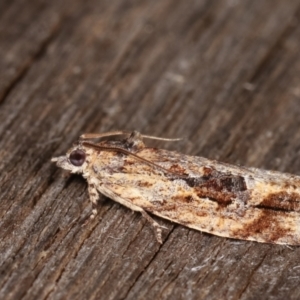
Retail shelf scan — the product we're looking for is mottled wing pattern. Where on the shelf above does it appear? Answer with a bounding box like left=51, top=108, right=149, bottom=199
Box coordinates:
left=95, top=148, right=300, bottom=245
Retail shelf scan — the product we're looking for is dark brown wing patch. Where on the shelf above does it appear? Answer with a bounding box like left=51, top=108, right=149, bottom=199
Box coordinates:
left=232, top=210, right=292, bottom=243
left=257, top=191, right=300, bottom=212
left=181, top=167, right=248, bottom=206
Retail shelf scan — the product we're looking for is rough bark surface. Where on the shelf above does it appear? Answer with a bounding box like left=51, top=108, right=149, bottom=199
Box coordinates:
left=2, top=1, right=300, bottom=299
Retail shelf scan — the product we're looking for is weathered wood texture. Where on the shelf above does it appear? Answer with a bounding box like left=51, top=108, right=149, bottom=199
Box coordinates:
left=2, top=0, right=300, bottom=299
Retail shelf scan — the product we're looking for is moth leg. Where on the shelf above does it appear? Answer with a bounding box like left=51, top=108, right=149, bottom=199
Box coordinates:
left=141, top=210, right=167, bottom=244
left=88, top=184, right=99, bottom=219
left=99, top=187, right=166, bottom=243
left=125, top=131, right=145, bottom=151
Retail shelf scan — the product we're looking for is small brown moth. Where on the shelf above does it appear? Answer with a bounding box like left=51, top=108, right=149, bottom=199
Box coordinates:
left=52, top=131, right=300, bottom=245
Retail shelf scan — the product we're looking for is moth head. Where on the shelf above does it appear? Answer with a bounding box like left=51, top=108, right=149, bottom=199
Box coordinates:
left=51, top=145, right=88, bottom=174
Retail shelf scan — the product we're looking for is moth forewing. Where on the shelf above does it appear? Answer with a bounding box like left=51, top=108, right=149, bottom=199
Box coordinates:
left=52, top=131, right=300, bottom=245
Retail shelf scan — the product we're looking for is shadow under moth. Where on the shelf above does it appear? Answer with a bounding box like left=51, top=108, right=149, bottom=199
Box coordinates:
left=52, top=131, right=300, bottom=245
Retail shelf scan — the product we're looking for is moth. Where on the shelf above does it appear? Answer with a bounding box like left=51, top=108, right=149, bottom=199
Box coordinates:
left=52, top=131, right=300, bottom=245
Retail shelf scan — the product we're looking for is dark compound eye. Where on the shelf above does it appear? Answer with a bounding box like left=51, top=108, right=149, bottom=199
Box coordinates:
left=69, top=149, right=86, bottom=166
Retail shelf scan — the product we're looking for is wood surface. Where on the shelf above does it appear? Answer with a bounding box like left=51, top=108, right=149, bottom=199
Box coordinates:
left=2, top=0, right=300, bottom=299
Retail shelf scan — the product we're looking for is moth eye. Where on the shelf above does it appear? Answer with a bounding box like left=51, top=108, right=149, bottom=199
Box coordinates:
left=69, top=149, right=86, bottom=166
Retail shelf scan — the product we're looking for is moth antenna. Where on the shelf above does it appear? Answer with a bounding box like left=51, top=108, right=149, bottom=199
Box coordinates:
left=80, top=131, right=181, bottom=142
left=80, top=131, right=130, bottom=140
left=140, top=135, right=182, bottom=142
left=82, top=141, right=182, bottom=176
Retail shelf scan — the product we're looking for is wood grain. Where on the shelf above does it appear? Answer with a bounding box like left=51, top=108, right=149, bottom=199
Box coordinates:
left=1, top=0, right=300, bottom=299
